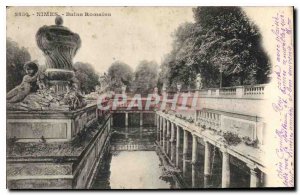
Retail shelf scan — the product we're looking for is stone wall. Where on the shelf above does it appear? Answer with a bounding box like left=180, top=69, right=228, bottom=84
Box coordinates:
left=7, top=115, right=111, bottom=189
left=7, top=104, right=98, bottom=142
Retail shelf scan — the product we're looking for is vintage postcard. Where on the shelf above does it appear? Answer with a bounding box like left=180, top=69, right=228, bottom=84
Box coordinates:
left=6, top=6, right=294, bottom=189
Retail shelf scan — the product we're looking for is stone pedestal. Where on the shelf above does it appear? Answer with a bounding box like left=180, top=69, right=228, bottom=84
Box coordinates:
left=7, top=115, right=112, bottom=189
left=7, top=104, right=98, bottom=142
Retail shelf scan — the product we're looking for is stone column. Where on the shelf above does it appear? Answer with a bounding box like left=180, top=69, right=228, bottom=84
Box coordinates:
left=204, top=140, right=212, bottom=188
left=176, top=125, right=181, bottom=167
left=139, top=126, right=143, bottom=139
left=248, top=165, right=260, bottom=188
left=157, top=115, right=160, bottom=142
left=108, top=117, right=111, bottom=131
left=162, top=118, right=166, bottom=151
left=192, top=134, right=198, bottom=188
left=125, top=127, right=129, bottom=139
left=170, top=122, right=176, bottom=163
left=183, top=130, right=188, bottom=176
left=221, top=148, right=230, bottom=188
left=166, top=120, right=170, bottom=156
left=192, top=134, right=198, bottom=164
left=140, top=112, right=143, bottom=126
left=160, top=117, right=163, bottom=146
left=125, top=112, right=128, bottom=127
left=110, top=115, right=113, bottom=127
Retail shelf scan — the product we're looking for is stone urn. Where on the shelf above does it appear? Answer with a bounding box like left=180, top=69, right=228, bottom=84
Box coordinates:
left=36, top=16, right=81, bottom=94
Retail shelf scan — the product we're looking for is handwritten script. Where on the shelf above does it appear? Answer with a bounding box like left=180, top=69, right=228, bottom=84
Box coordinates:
left=271, top=11, right=294, bottom=187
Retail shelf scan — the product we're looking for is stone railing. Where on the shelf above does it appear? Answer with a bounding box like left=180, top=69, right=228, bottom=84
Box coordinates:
left=195, top=109, right=265, bottom=147
left=166, top=84, right=268, bottom=99
left=243, top=85, right=266, bottom=96
left=195, top=110, right=221, bottom=131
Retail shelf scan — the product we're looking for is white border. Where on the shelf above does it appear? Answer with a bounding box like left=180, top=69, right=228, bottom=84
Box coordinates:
left=1, top=0, right=298, bottom=194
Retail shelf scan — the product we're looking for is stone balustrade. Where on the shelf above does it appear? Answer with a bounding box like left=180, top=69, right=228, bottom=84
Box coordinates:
left=195, top=109, right=265, bottom=145
left=195, top=110, right=221, bottom=131
left=167, top=84, right=268, bottom=99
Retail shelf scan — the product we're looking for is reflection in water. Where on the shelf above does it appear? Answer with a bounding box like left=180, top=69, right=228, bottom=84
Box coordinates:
left=109, top=151, right=173, bottom=189
left=91, top=127, right=179, bottom=189
left=91, top=126, right=250, bottom=189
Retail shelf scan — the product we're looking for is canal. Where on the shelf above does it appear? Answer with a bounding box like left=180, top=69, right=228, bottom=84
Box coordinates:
left=91, top=126, right=251, bottom=189
left=91, top=127, right=180, bottom=189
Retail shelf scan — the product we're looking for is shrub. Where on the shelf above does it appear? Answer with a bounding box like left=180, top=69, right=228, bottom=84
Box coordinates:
left=243, top=136, right=258, bottom=148
left=223, top=132, right=241, bottom=146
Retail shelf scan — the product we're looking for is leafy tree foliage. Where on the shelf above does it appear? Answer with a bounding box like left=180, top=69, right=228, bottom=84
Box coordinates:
left=133, top=60, right=158, bottom=95
left=74, top=62, right=100, bottom=94
left=107, top=61, right=134, bottom=93
left=6, top=38, right=31, bottom=92
left=159, top=7, right=271, bottom=89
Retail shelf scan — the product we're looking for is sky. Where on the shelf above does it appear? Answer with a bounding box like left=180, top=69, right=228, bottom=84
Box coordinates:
left=6, top=6, right=291, bottom=74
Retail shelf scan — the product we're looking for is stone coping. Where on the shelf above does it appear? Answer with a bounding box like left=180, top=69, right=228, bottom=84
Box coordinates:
left=7, top=115, right=110, bottom=162
left=196, top=108, right=264, bottom=122
left=7, top=103, right=97, bottom=119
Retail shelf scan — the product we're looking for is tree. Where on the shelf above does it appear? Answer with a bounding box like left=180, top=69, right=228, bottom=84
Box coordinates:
left=192, top=6, right=271, bottom=86
left=6, top=38, right=31, bottom=92
left=133, top=60, right=158, bottom=95
left=159, top=7, right=271, bottom=89
left=73, top=62, right=100, bottom=94
left=159, top=22, right=203, bottom=90
left=107, top=61, right=134, bottom=93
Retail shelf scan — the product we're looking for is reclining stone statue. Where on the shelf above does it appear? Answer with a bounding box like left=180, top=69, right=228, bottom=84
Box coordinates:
left=7, top=61, right=86, bottom=111
left=7, top=61, right=39, bottom=103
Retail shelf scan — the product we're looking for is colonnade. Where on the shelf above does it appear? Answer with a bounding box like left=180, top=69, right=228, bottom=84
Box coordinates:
left=155, top=114, right=261, bottom=188
left=111, top=112, right=144, bottom=127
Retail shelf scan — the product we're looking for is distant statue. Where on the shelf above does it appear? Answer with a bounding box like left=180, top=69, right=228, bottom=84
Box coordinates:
left=196, top=73, right=203, bottom=90
left=121, top=85, right=127, bottom=94
left=7, top=61, right=39, bottom=103
left=176, top=83, right=182, bottom=93
left=154, top=87, right=158, bottom=94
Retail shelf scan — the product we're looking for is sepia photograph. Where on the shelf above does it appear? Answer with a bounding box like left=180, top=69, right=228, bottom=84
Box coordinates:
left=5, top=6, right=294, bottom=190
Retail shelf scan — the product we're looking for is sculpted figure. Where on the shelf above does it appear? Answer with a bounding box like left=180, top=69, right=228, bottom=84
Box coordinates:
left=7, top=61, right=39, bottom=103
left=196, top=73, right=203, bottom=90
